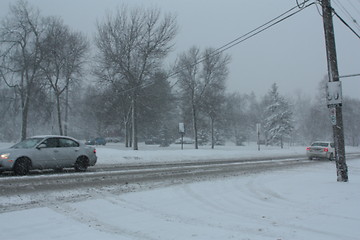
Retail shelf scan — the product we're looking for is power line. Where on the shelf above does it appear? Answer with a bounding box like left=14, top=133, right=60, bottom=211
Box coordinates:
left=114, top=1, right=316, bottom=95
left=333, top=0, right=360, bottom=31
left=332, top=8, right=360, bottom=39
left=168, top=1, right=315, bottom=87
left=346, top=0, right=360, bottom=17
left=193, top=4, right=303, bottom=62
left=208, top=3, right=315, bottom=56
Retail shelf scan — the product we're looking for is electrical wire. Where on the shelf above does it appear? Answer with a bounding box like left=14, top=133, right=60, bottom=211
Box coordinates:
left=168, top=1, right=315, bottom=87
left=296, top=0, right=308, bottom=8
left=314, top=1, right=323, bottom=16
left=333, top=0, right=360, bottom=31
left=169, top=5, right=302, bottom=79
left=346, top=0, right=360, bottom=17
left=333, top=8, right=360, bottom=39
left=111, top=1, right=316, bottom=95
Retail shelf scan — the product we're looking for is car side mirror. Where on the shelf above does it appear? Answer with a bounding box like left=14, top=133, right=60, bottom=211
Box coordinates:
left=37, top=143, right=47, bottom=149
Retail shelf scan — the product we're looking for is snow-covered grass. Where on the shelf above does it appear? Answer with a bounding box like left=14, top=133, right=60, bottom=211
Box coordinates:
left=1, top=142, right=360, bottom=239
left=95, top=143, right=302, bottom=165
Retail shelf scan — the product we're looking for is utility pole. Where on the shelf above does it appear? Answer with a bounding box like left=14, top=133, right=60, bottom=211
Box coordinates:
left=321, top=0, right=348, bottom=182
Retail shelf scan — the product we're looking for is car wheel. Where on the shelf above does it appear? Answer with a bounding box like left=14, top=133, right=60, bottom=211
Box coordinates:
left=329, top=153, right=334, bottom=161
left=74, top=156, right=88, bottom=172
left=308, top=156, right=313, bottom=160
left=13, top=157, right=31, bottom=175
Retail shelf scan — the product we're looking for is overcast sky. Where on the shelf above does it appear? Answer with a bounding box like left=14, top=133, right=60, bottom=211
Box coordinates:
left=0, top=0, right=359, bottom=100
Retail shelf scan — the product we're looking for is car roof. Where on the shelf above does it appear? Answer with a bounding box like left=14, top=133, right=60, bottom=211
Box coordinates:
left=311, top=141, right=333, bottom=145
left=30, top=135, right=78, bottom=141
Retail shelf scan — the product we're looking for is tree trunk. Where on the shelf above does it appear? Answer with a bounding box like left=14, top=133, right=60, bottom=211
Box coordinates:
left=211, top=116, right=215, bottom=149
left=192, top=103, right=198, bottom=149
left=132, top=94, right=138, bottom=150
left=125, top=119, right=129, bottom=148
left=56, top=94, right=63, bottom=135
left=20, top=83, right=32, bottom=141
left=64, top=85, right=69, bottom=136
left=21, top=95, right=29, bottom=141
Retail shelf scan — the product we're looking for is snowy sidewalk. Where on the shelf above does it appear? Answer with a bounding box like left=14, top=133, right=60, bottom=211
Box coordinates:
left=1, top=147, right=359, bottom=240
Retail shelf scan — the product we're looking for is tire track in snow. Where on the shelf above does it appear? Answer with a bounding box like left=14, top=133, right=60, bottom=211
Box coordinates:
left=49, top=202, right=156, bottom=240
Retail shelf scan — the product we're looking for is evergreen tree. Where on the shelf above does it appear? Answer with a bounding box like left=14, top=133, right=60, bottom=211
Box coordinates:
left=263, top=83, right=294, bottom=148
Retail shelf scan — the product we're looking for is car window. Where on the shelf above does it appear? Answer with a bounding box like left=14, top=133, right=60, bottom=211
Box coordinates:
left=59, top=138, right=79, bottom=148
left=11, top=138, right=43, bottom=149
left=311, top=142, right=328, bottom=147
left=330, top=143, right=335, bottom=148
left=43, top=138, right=59, bottom=148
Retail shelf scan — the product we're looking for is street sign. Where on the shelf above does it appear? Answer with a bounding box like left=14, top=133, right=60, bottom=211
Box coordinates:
left=329, top=107, right=336, bottom=125
left=326, top=81, right=342, bottom=106
left=179, top=123, right=185, bottom=134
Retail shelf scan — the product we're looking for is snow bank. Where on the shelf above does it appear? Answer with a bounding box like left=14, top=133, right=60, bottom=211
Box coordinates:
left=95, top=142, right=303, bottom=165
left=1, top=158, right=360, bottom=240
left=95, top=142, right=360, bottom=165
left=1, top=141, right=360, bottom=240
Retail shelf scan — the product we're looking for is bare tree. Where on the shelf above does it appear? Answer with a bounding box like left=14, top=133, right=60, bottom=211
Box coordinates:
left=175, top=47, right=201, bottom=149
left=200, top=48, right=230, bottom=148
left=0, top=0, right=45, bottom=140
left=95, top=6, right=177, bottom=150
left=175, top=47, right=230, bottom=149
left=40, top=17, right=88, bottom=135
left=223, top=93, right=253, bottom=146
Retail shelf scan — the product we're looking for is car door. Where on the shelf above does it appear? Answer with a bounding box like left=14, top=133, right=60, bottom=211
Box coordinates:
left=37, top=137, right=61, bottom=169
left=27, top=139, right=51, bottom=169
left=58, top=138, right=80, bottom=167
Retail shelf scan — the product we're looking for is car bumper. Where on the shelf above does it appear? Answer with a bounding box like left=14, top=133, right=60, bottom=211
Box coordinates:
left=306, top=151, right=331, bottom=159
left=0, top=159, right=15, bottom=171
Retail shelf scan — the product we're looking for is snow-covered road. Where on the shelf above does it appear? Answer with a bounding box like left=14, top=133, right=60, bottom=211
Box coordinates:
left=0, top=142, right=359, bottom=239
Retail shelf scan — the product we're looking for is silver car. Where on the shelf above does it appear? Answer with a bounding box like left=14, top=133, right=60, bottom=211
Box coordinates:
left=306, top=141, right=335, bottom=160
left=0, top=135, right=97, bottom=175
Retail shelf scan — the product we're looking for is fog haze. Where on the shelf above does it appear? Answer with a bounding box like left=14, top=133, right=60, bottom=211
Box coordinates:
left=0, top=0, right=359, bottom=99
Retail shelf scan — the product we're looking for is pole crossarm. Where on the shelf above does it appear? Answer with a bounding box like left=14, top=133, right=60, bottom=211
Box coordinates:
left=339, top=73, right=360, bottom=79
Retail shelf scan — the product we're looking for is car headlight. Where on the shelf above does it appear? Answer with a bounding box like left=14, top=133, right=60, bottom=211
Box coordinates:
left=0, top=153, right=10, bottom=159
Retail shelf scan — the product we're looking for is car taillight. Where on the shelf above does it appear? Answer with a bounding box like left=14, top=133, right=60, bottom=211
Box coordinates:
left=306, top=147, right=310, bottom=151
left=93, top=149, right=97, bottom=154
left=324, top=148, right=329, bottom=152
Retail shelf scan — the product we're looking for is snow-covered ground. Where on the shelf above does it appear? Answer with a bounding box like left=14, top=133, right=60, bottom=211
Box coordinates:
left=1, top=142, right=360, bottom=240
left=94, top=142, right=314, bottom=165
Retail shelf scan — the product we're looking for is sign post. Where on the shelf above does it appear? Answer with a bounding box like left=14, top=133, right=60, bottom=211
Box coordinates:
left=179, top=123, right=185, bottom=150
left=256, top=123, right=261, bottom=151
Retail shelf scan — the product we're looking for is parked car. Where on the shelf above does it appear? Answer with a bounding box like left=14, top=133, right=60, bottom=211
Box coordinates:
left=145, top=137, right=162, bottom=145
left=174, top=137, right=195, bottom=144
left=0, top=135, right=97, bottom=175
left=85, top=137, right=106, bottom=145
left=306, top=141, right=335, bottom=160
left=105, top=137, right=121, bottom=143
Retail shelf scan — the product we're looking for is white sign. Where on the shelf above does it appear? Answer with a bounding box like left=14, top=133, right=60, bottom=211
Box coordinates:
left=326, top=81, right=342, bottom=106
left=179, top=123, right=185, bottom=134
left=329, top=107, right=336, bottom=125
left=256, top=123, right=261, bottom=134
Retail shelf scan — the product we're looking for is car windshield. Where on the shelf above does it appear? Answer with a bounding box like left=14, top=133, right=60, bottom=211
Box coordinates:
left=311, top=142, right=329, bottom=147
left=11, top=138, right=44, bottom=149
